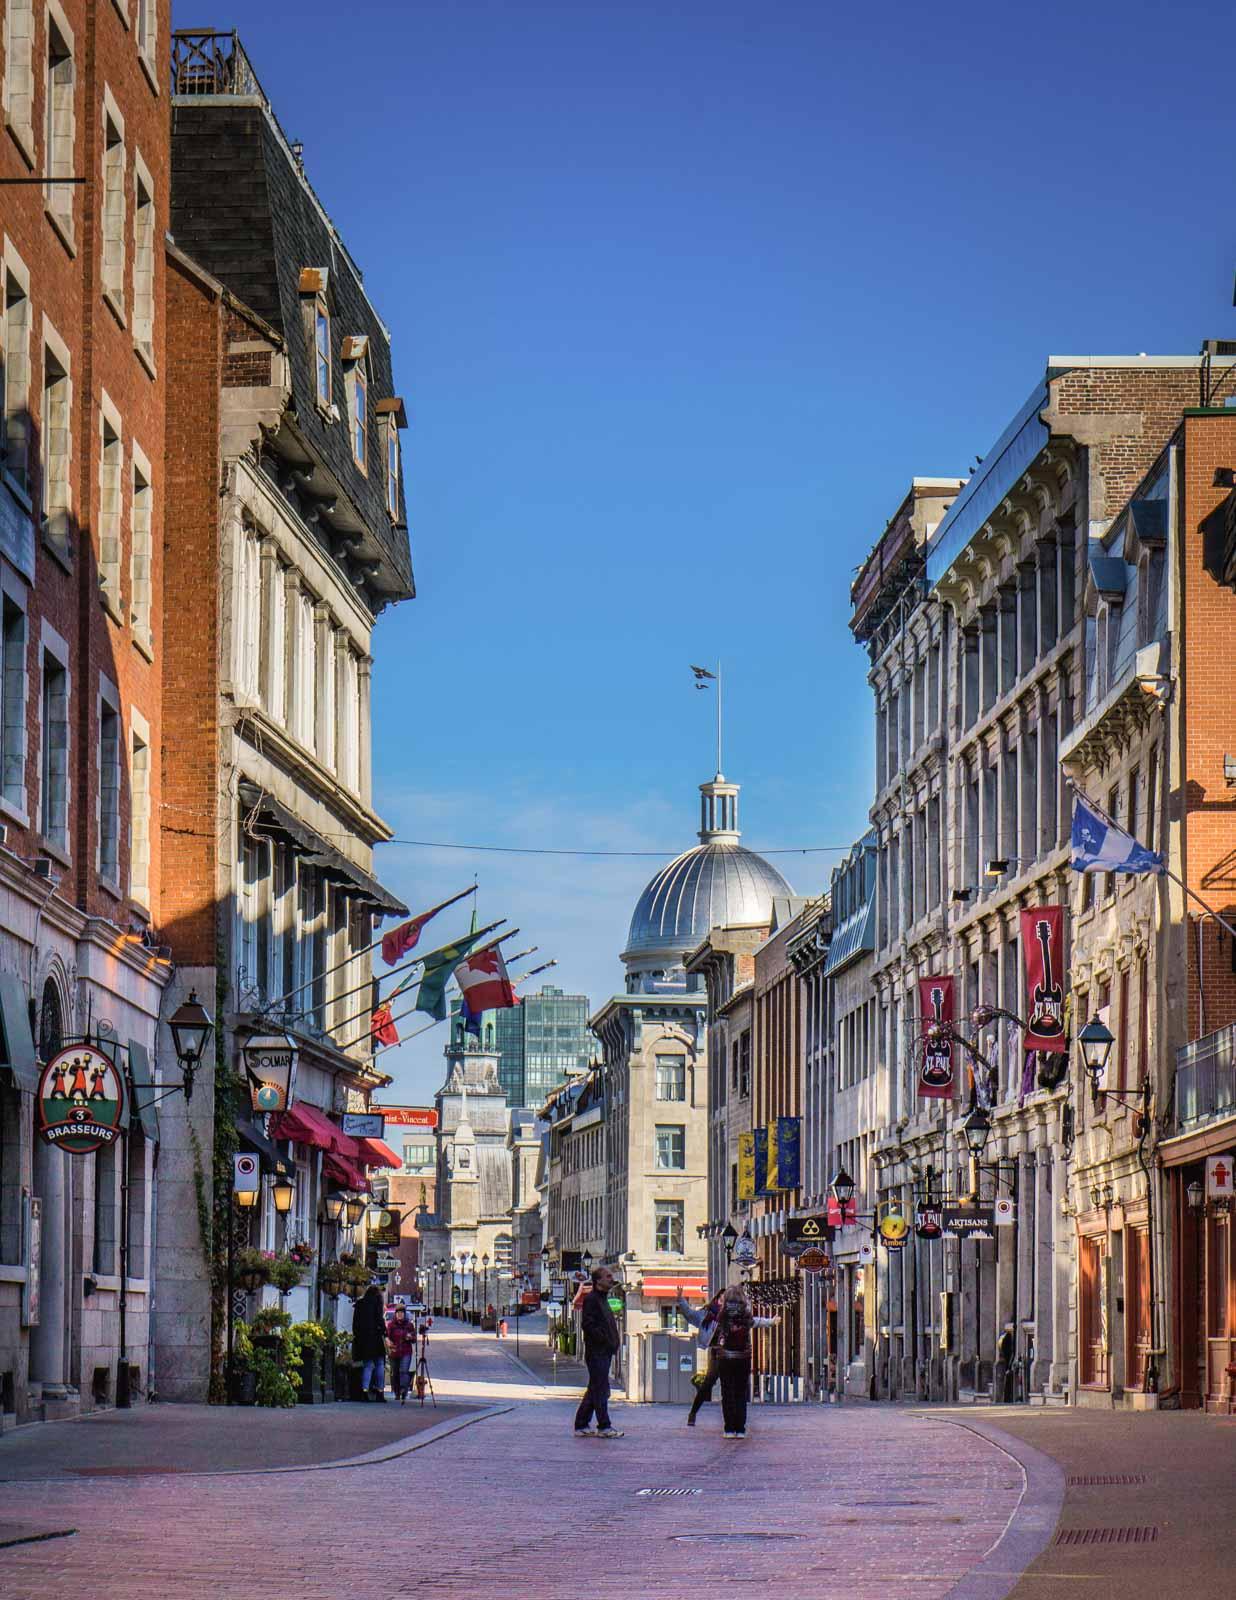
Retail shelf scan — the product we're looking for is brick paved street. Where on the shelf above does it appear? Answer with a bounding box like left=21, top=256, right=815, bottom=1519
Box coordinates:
left=0, top=1322, right=1036, bottom=1599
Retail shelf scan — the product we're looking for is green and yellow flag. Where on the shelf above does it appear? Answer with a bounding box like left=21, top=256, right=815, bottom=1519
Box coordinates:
left=414, top=930, right=489, bottom=1021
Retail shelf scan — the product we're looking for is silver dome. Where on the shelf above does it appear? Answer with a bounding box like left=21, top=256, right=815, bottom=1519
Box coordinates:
left=623, top=841, right=794, bottom=967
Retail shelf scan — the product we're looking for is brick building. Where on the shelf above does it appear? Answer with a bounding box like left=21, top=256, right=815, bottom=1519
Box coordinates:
left=154, top=30, right=413, bottom=1399
left=0, top=0, right=171, bottom=1423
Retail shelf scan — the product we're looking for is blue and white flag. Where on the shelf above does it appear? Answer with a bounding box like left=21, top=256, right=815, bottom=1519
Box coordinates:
left=1070, top=792, right=1163, bottom=875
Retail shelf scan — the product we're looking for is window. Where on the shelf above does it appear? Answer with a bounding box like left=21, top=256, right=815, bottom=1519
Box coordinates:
left=351, top=360, right=367, bottom=470
left=101, top=101, right=126, bottom=312
left=234, top=526, right=260, bottom=700
left=44, top=14, right=76, bottom=242
left=655, top=1055, right=685, bottom=1101
left=3, top=0, right=35, bottom=157
left=39, top=647, right=68, bottom=848
left=1, top=595, right=26, bottom=812
left=738, top=1030, right=751, bottom=1098
left=402, top=1142, right=433, bottom=1173
left=97, top=693, right=120, bottom=885
left=654, top=1200, right=683, bottom=1254
left=655, top=1125, right=685, bottom=1170
left=129, top=715, right=150, bottom=904
left=135, top=0, right=156, bottom=74
left=97, top=403, right=122, bottom=610
left=386, top=414, right=399, bottom=518
left=129, top=449, right=152, bottom=649
left=41, top=337, right=72, bottom=560
left=2, top=263, right=31, bottom=493
left=93, top=1139, right=117, bottom=1275
left=314, top=300, right=330, bottom=407
left=132, top=159, right=155, bottom=365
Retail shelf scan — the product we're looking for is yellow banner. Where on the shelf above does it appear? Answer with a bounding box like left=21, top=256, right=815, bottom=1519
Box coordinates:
left=737, top=1131, right=755, bottom=1202
left=765, top=1120, right=780, bottom=1190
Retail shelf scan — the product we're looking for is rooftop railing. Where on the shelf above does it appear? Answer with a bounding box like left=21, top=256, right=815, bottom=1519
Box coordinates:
left=171, top=30, right=266, bottom=101
left=1175, top=1021, right=1236, bottom=1130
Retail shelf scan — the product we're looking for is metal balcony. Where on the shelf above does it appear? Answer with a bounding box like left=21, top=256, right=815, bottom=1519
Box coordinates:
left=171, top=31, right=266, bottom=101
left=1175, top=1021, right=1236, bottom=1130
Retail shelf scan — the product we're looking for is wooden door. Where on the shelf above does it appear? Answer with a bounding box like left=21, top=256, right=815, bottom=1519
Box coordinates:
left=1204, top=1212, right=1232, bottom=1412
left=1079, top=1234, right=1109, bottom=1389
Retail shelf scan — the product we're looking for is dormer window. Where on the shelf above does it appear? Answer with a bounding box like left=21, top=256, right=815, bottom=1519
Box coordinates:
left=376, top=397, right=407, bottom=522
left=298, top=268, right=332, bottom=411
left=342, top=335, right=370, bottom=473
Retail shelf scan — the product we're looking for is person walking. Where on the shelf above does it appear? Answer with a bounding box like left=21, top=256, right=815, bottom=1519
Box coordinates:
left=677, top=1290, right=724, bottom=1427
left=386, top=1302, right=416, bottom=1403
left=573, top=1266, right=624, bottom=1438
left=713, top=1286, right=778, bottom=1439
left=352, top=1283, right=389, bottom=1401
left=497, top=1316, right=509, bottom=1339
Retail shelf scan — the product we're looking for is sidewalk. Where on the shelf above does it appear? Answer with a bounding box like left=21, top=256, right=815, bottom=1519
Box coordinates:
left=931, top=1404, right=1236, bottom=1600
left=0, top=1395, right=478, bottom=1482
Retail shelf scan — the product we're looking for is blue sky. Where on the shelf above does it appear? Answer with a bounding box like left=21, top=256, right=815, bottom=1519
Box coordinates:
left=204, top=0, right=1235, bottom=1101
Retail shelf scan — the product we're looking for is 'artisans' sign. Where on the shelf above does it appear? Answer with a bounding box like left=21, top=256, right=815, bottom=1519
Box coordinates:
left=942, top=1202, right=996, bottom=1240
left=37, top=1045, right=125, bottom=1154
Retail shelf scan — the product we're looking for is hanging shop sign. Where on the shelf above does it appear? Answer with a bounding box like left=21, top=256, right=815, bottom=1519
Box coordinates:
left=1020, top=906, right=1067, bottom=1053
left=914, top=1205, right=943, bottom=1239
left=241, top=1032, right=297, bottom=1114
left=942, top=1202, right=996, bottom=1240
left=732, top=1230, right=757, bottom=1267
left=786, top=1215, right=834, bottom=1246
left=826, top=1194, right=858, bottom=1227
left=994, top=1196, right=1016, bottom=1227
left=342, top=1112, right=385, bottom=1139
left=37, top=1044, right=126, bottom=1153
left=366, top=1206, right=402, bottom=1247
left=1207, top=1153, right=1235, bottom=1200
left=878, top=1204, right=910, bottom=1251
left=373, top=1106, right=438, bottom=1128
left=917, top=976, right=956, bottom=1100
left=797, top=1246, right=828, bottom=1273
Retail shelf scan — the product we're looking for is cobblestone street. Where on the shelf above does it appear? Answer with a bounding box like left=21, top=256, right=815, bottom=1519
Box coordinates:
left=0, top=1322, right=1039, bottom=1600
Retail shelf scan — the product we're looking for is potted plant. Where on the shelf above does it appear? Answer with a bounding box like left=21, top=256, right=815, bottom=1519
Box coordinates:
left=287, top=1320, right=330, bottom=1404
left=319, top=1261, right=345, bottom=1299
left=230, top=1322, right=258, bottom=1405
left=248, top=1303, right=291, bottom=1360
left=235, top=1247, right=274, bottom=1293
left=332, top=1331, right=353, bottom=1401
left=270, top=1253, right=306, bottom=1296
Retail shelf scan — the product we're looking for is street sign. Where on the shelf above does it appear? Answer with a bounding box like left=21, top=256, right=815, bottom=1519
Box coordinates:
left=942, top=1202, right=996, bottom=1240
left=858, top=1242, right=875, bottom=1264
left=786, top=1215, right=834, bottom=1246
left=914, top=1205, right=943, bottom=1240
left=367, top=1207, right=402, bottom=1247
left=1207, top=1153, right=1235, bottom=1199
left=375, top=1252, right=398, bottom=1270
left=342, top=1112, right=385, bottom=1139
left=798, top=1246, right=827, bottom=1273
left=373, top=1105, right=438, bottom=1128
left=994, top=1196, right=1016, bottom=1227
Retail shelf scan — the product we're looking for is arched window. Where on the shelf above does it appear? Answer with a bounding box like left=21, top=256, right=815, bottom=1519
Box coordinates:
left=38, top=978, right=63, bottom=1062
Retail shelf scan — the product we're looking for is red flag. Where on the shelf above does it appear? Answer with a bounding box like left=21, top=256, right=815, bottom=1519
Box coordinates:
left=917, top=976, right=955, bottom=1101
left=381, top=911, right=433, bottom=967
left=826, top=1195, right=857, bottom=1227
left=370, top=1003, right=400, bottom=1048
left=1020, top=906, right=1066, bottom=1052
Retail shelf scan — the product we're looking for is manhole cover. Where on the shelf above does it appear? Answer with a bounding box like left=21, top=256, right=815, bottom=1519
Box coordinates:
left=637, top=1488, right=702, bottom=1497
left=1056, top=1527, right=1158, bottom=1546
left=1067, top=1474, right=1147, bottom=1487
left=672, top=1533, right=801, bottom=1544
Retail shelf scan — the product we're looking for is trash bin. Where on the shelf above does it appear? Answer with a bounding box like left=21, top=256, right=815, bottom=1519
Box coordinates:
left=642, top=1332, right=698, bottom=1403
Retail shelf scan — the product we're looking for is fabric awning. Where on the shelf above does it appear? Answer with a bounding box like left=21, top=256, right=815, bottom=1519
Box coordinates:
left=642, top=1275, right=708, bottom=1300
left=237, top=780, right=407, bottom=916
left=355, top=1136, right=400, bottom=1169
left=0, top=972, right=38, bottom=1093
left=127, top=1040, right=160, bottom=1143
left=270, top=1102, right=360, bottom=1158
left=323, top=1152, right=370, bottom=1193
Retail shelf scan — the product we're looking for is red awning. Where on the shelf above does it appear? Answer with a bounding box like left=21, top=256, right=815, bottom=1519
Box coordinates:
left=642, top=1276, right=708, bottom=1300
left=323, top=1152, right=370, bottom=1193
left=355, top=1136, right=401, bottom=1169
left=271, top=1103, right=359, bottom=1158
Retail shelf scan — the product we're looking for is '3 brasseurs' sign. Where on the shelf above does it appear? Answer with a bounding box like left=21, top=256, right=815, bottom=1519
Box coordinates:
left=37, top=1045, right=125, bottom=1154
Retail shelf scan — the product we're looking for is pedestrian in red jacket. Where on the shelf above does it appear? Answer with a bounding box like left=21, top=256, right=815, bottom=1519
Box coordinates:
left=385, top=1304, right=416, bottom=1403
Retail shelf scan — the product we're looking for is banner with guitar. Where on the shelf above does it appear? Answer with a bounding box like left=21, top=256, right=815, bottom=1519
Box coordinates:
left=917, top=976, right=956, bottom=1100
left=1020, top=905, right=1066, bottom=1052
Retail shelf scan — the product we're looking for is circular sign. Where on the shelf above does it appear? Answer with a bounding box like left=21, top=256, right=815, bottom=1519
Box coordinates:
left=798, top=1246, right=827, bottom=1273
left=234, top=1152, right=257, bottom=1180
left=38, top=1045, right=126, bottom=1154
left=878, top=1205, right=909, bottom=1250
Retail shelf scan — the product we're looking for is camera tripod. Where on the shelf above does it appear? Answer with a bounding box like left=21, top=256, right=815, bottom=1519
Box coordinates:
left=412, top=1321, right=436, bottom=1407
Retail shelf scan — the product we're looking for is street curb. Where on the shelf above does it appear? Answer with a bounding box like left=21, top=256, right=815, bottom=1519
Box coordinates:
left=0, top=1405, right=515, bottom=1485
left=494, top=1345, right=546, bottom=1385
left=0, top=1527, right=77, bottom=1551
left=921, top=1413, right=1066, bottom=1600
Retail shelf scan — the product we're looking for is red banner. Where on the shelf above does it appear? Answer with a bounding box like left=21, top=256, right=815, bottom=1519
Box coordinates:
left=917, top=976, right=956, bottom=1100
left=826, top=1195, right=857, bottom=1227
left=1020, top=906, right=1066, bottom=1052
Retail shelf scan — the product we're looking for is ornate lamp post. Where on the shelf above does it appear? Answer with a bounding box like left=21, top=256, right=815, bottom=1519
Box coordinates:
left=482, top=1252, right=491, bottom=1325
left=168, top=990, right=214, bottom=1102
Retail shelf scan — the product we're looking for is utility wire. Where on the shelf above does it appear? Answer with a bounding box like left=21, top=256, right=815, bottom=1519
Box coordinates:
left=371, top=839, right=851, bottom=858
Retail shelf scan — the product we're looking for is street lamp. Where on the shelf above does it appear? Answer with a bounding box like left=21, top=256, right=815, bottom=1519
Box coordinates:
left=271, top=1171, right=295, bottom=1214
left=1078, top=1017, right=1116, bottom=1090
left=1187, top=1179, right=1205, bottom=1211
left=720, top=1221, right=738, bottom=1257
left=344, top=1196, right=365, bottom=1227
left=829, top=1167, right=856, bottom=1210
left=169, top=990, right=214, bottom=1102
left=482, top=1252, right=490, bottom=1324
left=961, top=1105, right=992, bottom=1158
left=469, top=1252, right=479, bottom=1324
left=582, top=1248, right=593, bottom=1276
left=323, top=1190, right=346, bottom=1224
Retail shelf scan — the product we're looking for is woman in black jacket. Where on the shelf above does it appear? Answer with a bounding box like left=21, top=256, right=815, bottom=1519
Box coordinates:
left=352, top=1285, right=389, bottom=1401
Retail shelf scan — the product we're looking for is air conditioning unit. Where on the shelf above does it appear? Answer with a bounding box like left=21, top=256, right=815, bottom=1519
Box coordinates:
left=33, top=856, right=55, bottom=880
left=0, top=821, right=7, bottom=847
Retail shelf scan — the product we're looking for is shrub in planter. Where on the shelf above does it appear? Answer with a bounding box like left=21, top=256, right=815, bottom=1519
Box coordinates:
left=270, top=1254, right=306, bottom=1295
left=249, top=1306, right=292, bottom=1338
left=287, top=1320, right=330, bottom=1404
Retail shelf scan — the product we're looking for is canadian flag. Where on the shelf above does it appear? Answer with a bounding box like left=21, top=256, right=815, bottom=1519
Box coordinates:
left=453, top=945, right=517, bottom=1014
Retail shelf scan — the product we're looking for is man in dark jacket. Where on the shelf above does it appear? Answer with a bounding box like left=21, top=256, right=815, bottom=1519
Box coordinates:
left=352, top=1284, right=388, bottom=1401
left=573, top=1267, right=624, bottom=1438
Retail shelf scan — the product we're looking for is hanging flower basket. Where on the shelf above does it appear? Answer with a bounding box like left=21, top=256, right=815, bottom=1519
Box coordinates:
left=319, top=1262, right=345, bottom=1299
left=235, top=1248, right=275, bottom=1292
left=270, top=1254, right=306, bottom=1294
